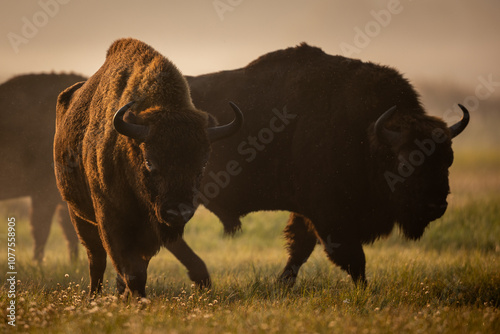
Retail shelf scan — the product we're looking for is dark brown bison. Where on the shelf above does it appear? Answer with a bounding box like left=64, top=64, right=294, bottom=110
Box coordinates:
left=54, top=38, right=242, bottom=297
left=185, top=43, right=469, bottom=286
left=0, top=73, right=85, bottom=262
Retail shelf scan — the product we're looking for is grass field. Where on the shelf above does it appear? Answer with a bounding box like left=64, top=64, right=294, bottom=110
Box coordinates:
left=1, top=149, right=499, bottom=333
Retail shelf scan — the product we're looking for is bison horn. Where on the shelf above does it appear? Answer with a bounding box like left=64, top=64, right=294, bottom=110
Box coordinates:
left=449, top=104, right=470, bottom=138
left=207, top=101, right=244, bottom=142
left=374, top=105, right=401, bottom=145
left=113, top=101, right=149, bottom=141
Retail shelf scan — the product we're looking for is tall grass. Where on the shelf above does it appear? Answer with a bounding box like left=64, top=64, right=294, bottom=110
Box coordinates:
left=1, top=150, right=499, bottom=333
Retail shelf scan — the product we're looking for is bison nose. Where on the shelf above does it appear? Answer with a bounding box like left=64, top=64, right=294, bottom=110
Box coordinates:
left=427, top=201, right=448, bottom=217
left=428, top=202, right=447, bottom=210
left=163, top=204, right=196, bottom=224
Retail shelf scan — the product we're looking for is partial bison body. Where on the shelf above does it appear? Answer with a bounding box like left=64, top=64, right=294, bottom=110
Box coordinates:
left=54, top=38, right=242, bottom=297
left=0, top=73, right=85, bottom=262
left=186, top=43, right=469, bottom=285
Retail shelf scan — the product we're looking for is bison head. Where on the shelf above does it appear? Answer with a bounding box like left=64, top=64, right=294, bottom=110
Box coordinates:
left=113, top=101, right=243, bottom=228
left=373, top=104, right=469, bottom=239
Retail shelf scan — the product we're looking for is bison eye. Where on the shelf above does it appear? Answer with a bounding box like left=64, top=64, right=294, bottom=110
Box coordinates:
left=145, top=159, right=157, bottom=172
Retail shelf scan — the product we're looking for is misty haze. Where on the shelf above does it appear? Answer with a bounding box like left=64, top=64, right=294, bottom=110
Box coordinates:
left=0, top=1, right=498, bottom=333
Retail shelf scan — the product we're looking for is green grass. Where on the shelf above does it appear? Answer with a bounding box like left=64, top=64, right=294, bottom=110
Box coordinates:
left=1, top=150, right=499, bottom=333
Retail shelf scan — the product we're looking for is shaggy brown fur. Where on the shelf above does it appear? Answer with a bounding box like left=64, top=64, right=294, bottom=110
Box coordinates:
left=186, top=43, right=469, bottom=286
left=54, top=38, right=215, bottom=297
left=0, top=73, right=85, bottom=262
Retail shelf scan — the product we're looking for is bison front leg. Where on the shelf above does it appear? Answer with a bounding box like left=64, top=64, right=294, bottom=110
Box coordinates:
left=111, top=253, right=150, bottom=297
left=115, top=257, right=150, bottom=298
left=278, top=213, right=318, bottom=286
left=68, top=209, right=107, bottom=294
left=98, top=216, right=156, bottom=298
left=165, top=238, right=211, bottom=288
left=108, top=249, right=150, bottom=298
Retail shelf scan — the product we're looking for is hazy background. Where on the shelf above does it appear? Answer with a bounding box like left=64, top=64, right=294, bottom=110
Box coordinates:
left=1, top=0, right=499, bottom=147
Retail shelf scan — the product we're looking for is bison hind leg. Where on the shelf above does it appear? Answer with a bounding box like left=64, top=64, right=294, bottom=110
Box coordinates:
left=278, top=213, right=318, bottom=286
left=56, top=203, right=80, bottom=263
left=68, top=209, right=107, bottom=295
left=30, top=196, right=57, bottom=263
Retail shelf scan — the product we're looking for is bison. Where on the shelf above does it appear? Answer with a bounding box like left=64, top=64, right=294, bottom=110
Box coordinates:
left=54, top=38, right=242, bottom=297
left=185, top=43, right=469, bottom=286
left=0, top=73, right=85, bottom=263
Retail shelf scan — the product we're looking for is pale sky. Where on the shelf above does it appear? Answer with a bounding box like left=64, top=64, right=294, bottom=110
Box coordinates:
left=1, top=0, right=499, bottom=89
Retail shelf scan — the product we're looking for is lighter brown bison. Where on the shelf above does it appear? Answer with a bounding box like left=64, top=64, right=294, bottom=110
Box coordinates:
left=54, top=38, right=242, bottom=297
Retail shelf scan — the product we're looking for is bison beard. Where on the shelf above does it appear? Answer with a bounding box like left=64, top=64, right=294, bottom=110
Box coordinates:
left=185, top=43, right=470, bottom=287
left=54, top=38, right=242, bottom=297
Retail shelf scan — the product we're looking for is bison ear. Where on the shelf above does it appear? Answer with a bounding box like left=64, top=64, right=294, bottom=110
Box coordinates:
left=123, top=108, right=140, bottom=124
left=57, top=81, right=85, bottom=112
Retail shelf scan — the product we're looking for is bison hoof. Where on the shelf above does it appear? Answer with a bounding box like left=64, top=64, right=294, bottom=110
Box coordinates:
left=277, top=272, right=297, bottom=287
left=188, top=272, right=211, bottom=289
left=116, top=275, right=126, bottom=294
left=33, top=251, right=45, bottom=264
left=69, top=248, right=79, bottom=264
left=353, top=277, right=368, bottom=289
